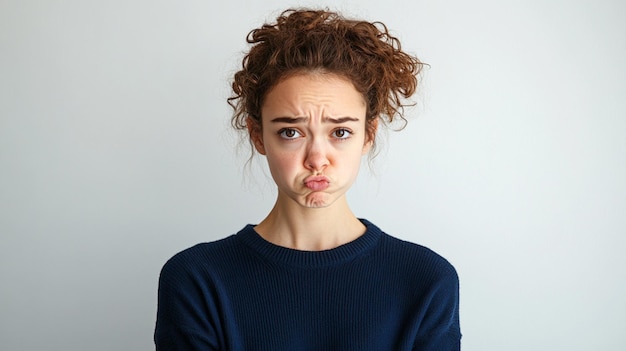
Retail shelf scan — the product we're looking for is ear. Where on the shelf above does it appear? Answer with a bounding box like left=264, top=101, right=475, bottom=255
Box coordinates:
left=246, top=117, right=266, bottom=155
left=362, top=117, right=378, bottom=154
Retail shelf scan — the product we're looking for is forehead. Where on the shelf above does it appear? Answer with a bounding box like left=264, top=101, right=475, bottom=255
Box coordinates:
left=261, top=73, right=366, bottom=119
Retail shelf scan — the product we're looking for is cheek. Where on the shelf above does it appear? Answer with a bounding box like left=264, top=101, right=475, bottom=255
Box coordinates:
left=266, top=150, right=299, bottom=177
left=346, top=148, right=366, bottom=175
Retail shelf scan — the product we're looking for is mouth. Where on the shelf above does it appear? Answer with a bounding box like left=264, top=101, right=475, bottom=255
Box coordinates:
left=304, top=175, right=330, bottom=191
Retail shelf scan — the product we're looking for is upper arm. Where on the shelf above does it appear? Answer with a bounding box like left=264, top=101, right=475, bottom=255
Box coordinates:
left=412, top=267, right=461, bottom=351
left=154, top=254, right=221, bottom=351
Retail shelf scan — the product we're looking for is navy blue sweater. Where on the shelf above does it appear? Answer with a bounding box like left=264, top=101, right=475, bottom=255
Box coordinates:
left=155, top=220, right=460, bottom=350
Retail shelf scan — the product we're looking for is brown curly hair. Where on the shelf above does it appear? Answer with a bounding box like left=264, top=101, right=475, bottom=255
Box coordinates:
left=228, top=8, right=423, bottom=151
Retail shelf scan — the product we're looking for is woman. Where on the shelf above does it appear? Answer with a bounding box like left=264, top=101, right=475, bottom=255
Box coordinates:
left=155, top=8, right=460, bottom=350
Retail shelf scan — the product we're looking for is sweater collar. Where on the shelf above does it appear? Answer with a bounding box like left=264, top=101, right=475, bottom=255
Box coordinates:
left=236, top=219, right=382, bottom=268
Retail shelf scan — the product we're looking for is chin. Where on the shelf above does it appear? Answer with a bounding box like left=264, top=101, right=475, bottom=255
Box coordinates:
left=302, top=193, right=333, bottom=208
left=303, top=201, right=330, bottom=208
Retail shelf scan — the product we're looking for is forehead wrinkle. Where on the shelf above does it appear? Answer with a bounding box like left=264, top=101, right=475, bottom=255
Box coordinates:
left=262, top=73, right=366, bottom=125
left=287, top=96, right=364, bottom=124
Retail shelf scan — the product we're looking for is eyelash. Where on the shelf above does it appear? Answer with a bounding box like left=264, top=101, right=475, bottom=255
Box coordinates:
left=277, top=128, right=353, bottom=140
left=332, top=128, right=352, bottom=140
left=277, top=128, right=302, bottom=139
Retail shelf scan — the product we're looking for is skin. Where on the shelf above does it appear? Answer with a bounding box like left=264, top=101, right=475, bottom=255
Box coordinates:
left=249, top=73, right=376, bottom=251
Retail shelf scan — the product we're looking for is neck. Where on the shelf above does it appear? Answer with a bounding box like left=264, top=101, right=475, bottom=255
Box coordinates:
left=254, top=193, right=366, bottom=251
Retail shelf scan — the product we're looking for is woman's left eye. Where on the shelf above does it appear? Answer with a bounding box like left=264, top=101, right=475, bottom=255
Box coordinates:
left=332, top=128, right=352, bottom=139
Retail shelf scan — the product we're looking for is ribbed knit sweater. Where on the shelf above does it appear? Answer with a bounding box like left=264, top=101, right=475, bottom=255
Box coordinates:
left=155, top=219, right=461, bottom=350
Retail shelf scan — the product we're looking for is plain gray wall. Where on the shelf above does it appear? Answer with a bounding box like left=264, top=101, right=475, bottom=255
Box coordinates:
left=1, top=0, right=625, bottom=350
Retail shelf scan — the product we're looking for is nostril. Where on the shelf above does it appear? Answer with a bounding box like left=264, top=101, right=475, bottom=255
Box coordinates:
left=304, top=153, right=329, bottom=170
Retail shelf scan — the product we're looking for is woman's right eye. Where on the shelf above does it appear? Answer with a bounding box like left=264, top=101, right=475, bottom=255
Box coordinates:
left=278, top=128, right=302, bottom=139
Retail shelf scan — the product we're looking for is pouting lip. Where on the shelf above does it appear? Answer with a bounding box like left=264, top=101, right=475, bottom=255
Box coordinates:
left=303, top=175, right=330, bottom=191
left=304, top=180, right=329, bottom=192
left=303, top=175, right=330, bottom=184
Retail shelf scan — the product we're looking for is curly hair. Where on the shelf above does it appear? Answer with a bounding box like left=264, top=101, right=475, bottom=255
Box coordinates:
left=228, top=8, right=423, bottom=150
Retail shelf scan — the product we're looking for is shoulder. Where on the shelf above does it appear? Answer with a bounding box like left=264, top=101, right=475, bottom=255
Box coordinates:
left=385, top=235, right=456, bottom=272
left=158, top=233, right=245, bottom=281
left=364, top=220, right=458, bottom=284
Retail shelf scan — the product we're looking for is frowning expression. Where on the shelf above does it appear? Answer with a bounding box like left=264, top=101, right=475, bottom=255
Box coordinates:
left=252, top=73, right=373, bottom=208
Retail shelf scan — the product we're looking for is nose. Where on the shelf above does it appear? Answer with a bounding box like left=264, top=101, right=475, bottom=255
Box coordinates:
left=304, top=138, right=329, bottom=173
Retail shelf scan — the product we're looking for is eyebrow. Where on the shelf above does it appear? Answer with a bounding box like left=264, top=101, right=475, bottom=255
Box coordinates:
left=270, top=116, right=360, bottom=123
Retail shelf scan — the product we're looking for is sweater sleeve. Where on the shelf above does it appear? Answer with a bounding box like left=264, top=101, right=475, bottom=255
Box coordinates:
left=154, top=253, right=221, bottom=351
left=412, top=268, right=461, bottom=351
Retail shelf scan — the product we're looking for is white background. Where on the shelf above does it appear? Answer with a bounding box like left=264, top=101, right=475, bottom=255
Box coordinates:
left=1, top=0, right=625, bottom=350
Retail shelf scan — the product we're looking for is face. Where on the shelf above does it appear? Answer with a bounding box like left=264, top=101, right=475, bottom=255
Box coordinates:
left=251, top=73, right=374, bottom=209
